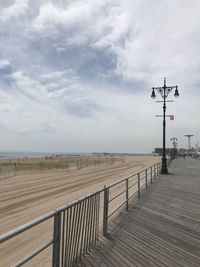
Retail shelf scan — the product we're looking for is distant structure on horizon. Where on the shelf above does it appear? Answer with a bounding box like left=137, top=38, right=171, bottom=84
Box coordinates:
left=154, top=147, right=171, bottom=156
left=195, top=142, right=200, bottom=152
left=184, top=135, right=194, bottom=150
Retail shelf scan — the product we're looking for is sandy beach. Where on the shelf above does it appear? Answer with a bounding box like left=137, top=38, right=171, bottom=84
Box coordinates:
left=0, top=155, right=160, bottom=266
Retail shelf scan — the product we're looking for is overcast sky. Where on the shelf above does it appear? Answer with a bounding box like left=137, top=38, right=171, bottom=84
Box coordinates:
left=0, top=0, right=199, bottom=154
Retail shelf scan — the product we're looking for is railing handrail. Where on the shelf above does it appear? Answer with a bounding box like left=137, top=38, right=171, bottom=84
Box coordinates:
left=0, top=210, right=56, bottom=243
left=106, top=162, right=158, bottom=189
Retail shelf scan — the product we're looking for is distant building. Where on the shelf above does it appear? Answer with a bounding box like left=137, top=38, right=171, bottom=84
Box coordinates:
left=154, top=148, right=171, bottom=156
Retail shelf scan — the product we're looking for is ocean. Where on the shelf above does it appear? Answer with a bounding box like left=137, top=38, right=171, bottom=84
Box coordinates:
left=0, top=151, right=92, bottom=158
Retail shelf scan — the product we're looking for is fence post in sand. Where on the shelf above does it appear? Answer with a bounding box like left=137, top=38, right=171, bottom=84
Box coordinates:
left=14, top=163, right=17, bottom=176
left=138, top=173, right=141, bottom=198
left=66, top=160, right=68, bottom=172
left=103, top=186, right=109, bottom=236
left=52, top=211, right=61, bottom=267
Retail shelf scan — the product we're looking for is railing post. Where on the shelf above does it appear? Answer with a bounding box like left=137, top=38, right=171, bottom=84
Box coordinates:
left=154, top=165, right=156, bottom=180
left=150, top=166, right=153, bottom=183
left=126, top=178, right=129, bottom=211
left=52, top=211, right=61, bottom=267
left=103, top=186, right=109, bottom=236
left=137, top=173, right=141, bottom=198
left=157, top=163, right=159, bottom=176
left=145, top=169, right=148, bottom=189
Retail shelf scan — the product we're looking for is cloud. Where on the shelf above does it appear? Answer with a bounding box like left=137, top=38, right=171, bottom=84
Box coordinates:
left=0, top=59, right=10, bottom=69
left=0, top=0, right=200, bottom=152
left=1, top=0, right=29, bottom=20
left=109, top=0, right=200, bottom=86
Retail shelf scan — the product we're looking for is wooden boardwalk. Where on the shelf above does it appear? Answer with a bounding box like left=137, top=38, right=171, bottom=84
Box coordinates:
left=77, top=158, right=200, bottom=266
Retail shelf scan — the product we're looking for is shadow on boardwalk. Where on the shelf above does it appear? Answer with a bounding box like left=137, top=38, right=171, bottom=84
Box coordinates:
left=77, top=158, right=200, bottom=267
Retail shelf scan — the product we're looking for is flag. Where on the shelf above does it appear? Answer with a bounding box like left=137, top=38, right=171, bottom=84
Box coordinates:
left=170, top=115, right=174, bottom=120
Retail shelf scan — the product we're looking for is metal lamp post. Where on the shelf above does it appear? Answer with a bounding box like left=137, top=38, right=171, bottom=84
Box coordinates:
left=151, top=78, right=179, bottom=174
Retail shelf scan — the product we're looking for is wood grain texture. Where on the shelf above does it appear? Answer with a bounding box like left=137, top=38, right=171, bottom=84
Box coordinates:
left=78, top=158, right=200, bottom=267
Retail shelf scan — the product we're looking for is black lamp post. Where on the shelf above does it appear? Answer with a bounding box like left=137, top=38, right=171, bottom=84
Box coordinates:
left=151, top=78, right=179, bottom=174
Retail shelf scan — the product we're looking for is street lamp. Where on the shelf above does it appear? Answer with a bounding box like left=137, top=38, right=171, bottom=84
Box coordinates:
left=151, top=78, right=179, bottom=174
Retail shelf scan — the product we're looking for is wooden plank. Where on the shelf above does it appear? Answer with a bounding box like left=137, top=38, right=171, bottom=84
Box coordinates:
left=78, top=159, right=200, bottom=267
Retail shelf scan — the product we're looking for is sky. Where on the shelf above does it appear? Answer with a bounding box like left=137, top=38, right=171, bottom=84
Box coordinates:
left=0, top=0, right=200, bottom=154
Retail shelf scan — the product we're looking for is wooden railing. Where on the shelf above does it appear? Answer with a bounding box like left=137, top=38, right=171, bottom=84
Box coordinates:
left=0, top=162, right=161, bottom=267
